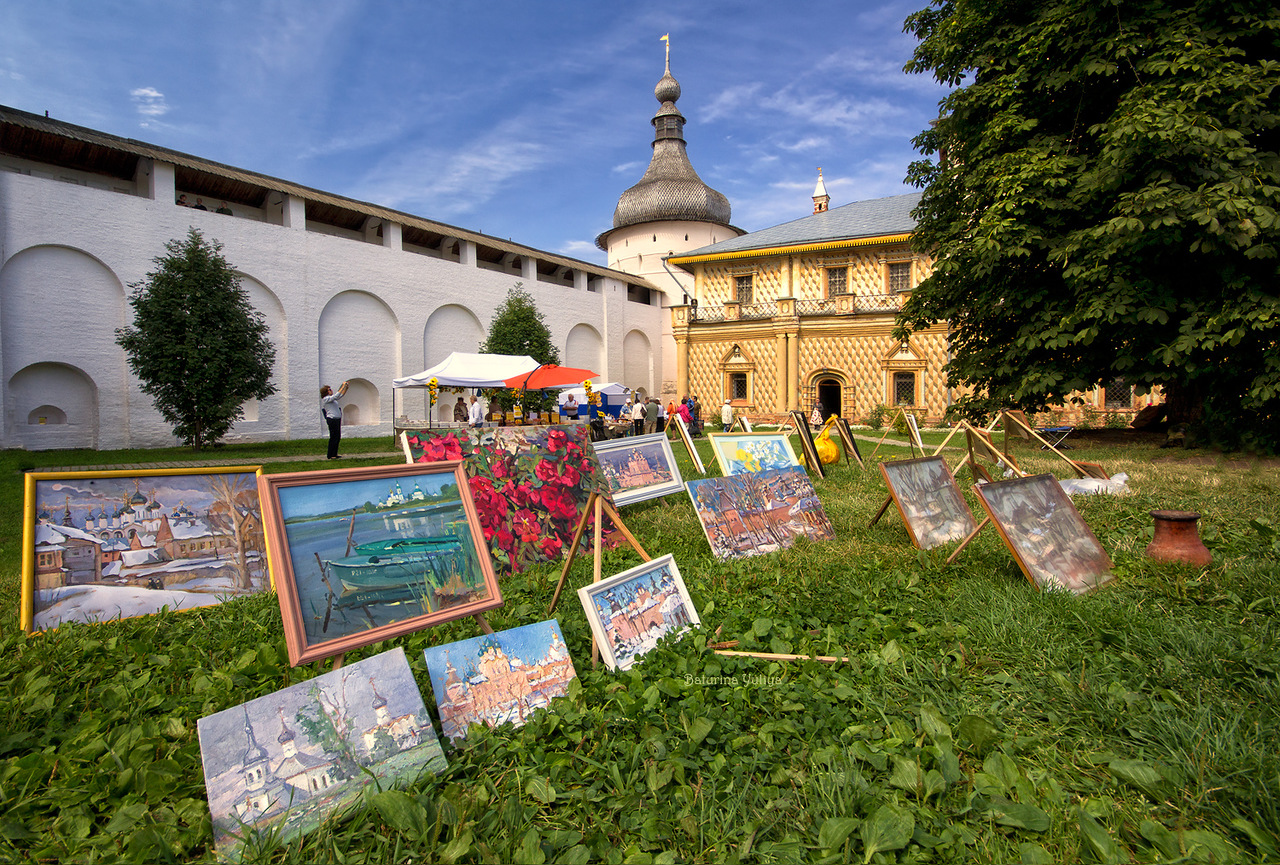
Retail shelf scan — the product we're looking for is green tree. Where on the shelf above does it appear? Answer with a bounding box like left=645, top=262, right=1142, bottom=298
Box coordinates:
left=897, top=0, right=1280, bottom=448
left=116, top=228, right=276, bottom=450
left=480, top=283, right=561, bottom=365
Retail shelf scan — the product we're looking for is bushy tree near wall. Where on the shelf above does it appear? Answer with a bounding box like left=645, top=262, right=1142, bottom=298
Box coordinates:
left=116, top=228, right=277, bottom=450
left=896, top=0, right=1280, bottom=449
left=480, top=283, right=561, bottom=366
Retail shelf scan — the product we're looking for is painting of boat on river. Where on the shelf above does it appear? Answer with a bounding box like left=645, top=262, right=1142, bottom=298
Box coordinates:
left=259, top=462, right=503, bottom=665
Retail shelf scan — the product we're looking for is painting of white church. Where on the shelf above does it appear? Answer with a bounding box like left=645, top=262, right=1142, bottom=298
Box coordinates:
left=197, top=647, right=446, bottom=861
left=22, top=467, right=269, bottom=633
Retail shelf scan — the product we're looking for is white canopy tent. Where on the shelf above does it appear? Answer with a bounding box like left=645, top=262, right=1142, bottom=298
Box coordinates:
left=393, top=352, right=539, bottom=388
left=393, top=352, right=540, bottom=432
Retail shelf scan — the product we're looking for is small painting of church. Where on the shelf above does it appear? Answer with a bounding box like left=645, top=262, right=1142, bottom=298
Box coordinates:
left=577, top=554, right=701, bottom=671
left=422, top=620, right=578, bottom=741
left=21, top=467, right=270, bottom=633
left=196, top=647, right=446, bottom=861
left=592, top=433, right=685, bottom=506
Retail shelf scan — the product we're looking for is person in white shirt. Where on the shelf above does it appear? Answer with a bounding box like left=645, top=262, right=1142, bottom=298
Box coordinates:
left=721, top=400, right=733, bottom=432
left=564, top=394, right=579, bottom=420
left=468, top=395, right=485, bottom=427
left=632, top=398, right=646, bottom=436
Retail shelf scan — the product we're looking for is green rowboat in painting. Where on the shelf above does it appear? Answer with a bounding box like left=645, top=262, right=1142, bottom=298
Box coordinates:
left=327, top=536, right=464, bottom=593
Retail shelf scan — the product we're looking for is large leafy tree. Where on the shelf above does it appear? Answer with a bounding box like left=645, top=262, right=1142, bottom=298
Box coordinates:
left=896, top=0, right=1280, bottom=448
left=116, top=228, right=277, bottom=450
left=480, top=283, right=561, bottom=365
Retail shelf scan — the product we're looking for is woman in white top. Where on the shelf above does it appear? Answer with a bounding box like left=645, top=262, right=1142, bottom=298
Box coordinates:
left=320, top=381, right=349, bottom=459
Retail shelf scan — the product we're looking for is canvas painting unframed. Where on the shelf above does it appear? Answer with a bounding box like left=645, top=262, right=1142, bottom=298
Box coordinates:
left=196, top=647, right=446, bottom=861
left=422, top=619, right=578, bottom=740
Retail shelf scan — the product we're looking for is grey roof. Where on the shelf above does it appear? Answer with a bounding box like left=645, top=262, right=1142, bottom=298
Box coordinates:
left=596, top=63, right=732, bottom=248
left=672, top=191, right=922, bottom=259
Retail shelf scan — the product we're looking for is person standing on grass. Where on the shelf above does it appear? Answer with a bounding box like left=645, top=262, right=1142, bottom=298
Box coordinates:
left=721, top=399, right=733, bottom=432
left=320, top=381, right=348, bottom=459
left=644, top=398, right=659, bottom=435
left=632, top=398, right=646, bottom=436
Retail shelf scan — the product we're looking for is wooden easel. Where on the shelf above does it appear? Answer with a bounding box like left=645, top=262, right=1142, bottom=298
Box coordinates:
left=818, top=416, right=852, bottom=467
left=999, top=410, right=1105, bottom=479
left=869, top=407, right=923, bottom=458
left=869, top=421, right=977, bottom=528
left=730, top=416, right=754, bottom=433
left=548, top=491, right=651, bottom=666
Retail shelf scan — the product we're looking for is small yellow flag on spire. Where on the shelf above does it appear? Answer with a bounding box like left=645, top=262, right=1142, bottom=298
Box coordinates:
left=660, top=33, right=669, bottom=43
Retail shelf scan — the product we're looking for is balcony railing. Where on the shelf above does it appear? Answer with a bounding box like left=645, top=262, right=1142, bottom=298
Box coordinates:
left=739, top=302, right=777, bottom=319
left=797, top=294, right=902, bottom=316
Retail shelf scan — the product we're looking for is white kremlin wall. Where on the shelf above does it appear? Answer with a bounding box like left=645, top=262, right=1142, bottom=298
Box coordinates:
left=0, top=162, right=664, bottom=450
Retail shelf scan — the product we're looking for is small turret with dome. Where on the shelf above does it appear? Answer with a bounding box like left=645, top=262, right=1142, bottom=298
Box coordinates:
left=596, top=35, right=734, bottom=250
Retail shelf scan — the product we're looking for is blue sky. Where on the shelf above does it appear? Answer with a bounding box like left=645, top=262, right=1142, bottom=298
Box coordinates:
left=1, top=1, right=951, bottom=265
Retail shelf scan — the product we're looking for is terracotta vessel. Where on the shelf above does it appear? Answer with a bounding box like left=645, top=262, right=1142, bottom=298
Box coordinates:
left=1146, top=510, right=1212, bottom=567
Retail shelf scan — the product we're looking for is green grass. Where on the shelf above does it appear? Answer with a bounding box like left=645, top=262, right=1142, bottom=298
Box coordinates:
left=1, top=434, right=1277, bottom=863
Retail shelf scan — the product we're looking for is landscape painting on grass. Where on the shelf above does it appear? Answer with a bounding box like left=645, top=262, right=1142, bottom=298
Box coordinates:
left=21, top=467, right=267, bottom=633
left=687, top=467, right=834, bottom=560
left=975, top=473, right=1115, bottom=594
left=593, top=433, right=684, bottom=506
left=259, top=462, right=502, bottom=665
left=197, top=647, right=446, bottom=862
left=879, top=457, right=977, bottom=549
left=422, top=619, right=577, bottom=741
left=578, top=554, right=700, bottom=670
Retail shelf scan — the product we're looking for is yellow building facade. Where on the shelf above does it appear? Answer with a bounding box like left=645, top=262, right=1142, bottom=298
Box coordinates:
left=668, top=192, right=954, bottom=424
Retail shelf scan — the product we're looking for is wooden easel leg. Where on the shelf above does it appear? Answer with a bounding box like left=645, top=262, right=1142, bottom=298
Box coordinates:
left=869, top=496, right=894, bottom=528
left=548, top=492, right=596, bottom=613
left=600, top=500, right=652, bottom=561
left=472, top=613, right=495, bottom=635
left=591, top=496, right=603, bottom=668
left=931, top=424, right=962, bottom=456
left=945, top=516, right=990, bottom=565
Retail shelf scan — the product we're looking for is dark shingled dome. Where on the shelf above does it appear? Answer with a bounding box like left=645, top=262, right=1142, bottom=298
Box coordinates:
left=607, top=63, right=731, bottom=235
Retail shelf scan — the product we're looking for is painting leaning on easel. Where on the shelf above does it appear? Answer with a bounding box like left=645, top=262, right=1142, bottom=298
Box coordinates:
left=974, top=474, right=1115, bottom=594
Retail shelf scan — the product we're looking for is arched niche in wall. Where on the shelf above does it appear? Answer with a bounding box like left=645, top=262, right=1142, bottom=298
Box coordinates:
left=565, top=323, right=604, bottom=375
left=318, top=291, right=400, bottom=429
left=340, top=377, right=379, bottom=426
left=0, top=245, right=125, bottom=445
left=622, top=329, right=653, bottom=394
left=423, top=304, right=485, bottom=367
left=231, top=273, right=287, bottom=433
left=8, top=362, right=98, bottom=449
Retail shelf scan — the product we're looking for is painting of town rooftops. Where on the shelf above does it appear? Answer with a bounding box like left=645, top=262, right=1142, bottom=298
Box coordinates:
left=577, top=554, right=701, bottom=671
left=686, top=467, right=835, bottom=560
left=20, top=467, right=268, bottom=633
left=422, top=619, right=578, bottom=741
left=197, top=647, right=446, bottom=862
left=259, top=462, right=503, bottom=666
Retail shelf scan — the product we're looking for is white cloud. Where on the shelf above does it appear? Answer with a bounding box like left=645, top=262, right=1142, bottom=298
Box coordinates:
left=130, top=86, right=169, bottom=118
left=557, top=240, right=605, bottom=264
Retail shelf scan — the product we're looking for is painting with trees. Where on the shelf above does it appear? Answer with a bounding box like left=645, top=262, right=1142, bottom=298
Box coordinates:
left=197, top=647, right=446, bottom=861
left=898, top=0, right=1280, bottom=449
left=21, top=466, right=268, bottom=633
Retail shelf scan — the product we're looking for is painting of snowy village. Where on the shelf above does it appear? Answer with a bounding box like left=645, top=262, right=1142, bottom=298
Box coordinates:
left=707, top=432, right=801, bottom=476
left=21, top=467, right=267, bottom=633
left=879, top=457, right=977, bottom=550
left=422, top=619, right=578, bottom=741
left=259, top=462, right=503, bottom=665
left=592, top=433, right=684, bottom=506
left=578, top=555, right=700, bottom=671
left=686, top=467, right=835, bottom=560
left=197, top=647, right=446, bottom=862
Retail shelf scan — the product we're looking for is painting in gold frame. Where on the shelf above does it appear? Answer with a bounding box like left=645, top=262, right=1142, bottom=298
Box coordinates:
left=878, top=457, right=976, bottom=550
left=21, top=466, right=268, bottom=633
left=258, top=461, right=502, bottom=665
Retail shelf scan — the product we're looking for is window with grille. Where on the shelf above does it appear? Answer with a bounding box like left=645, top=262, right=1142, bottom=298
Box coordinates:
left=735, top=274, right=754, bottom=305
left=893, top=371, right=916, bottom=405
left=826, top=267, right=848, bottom=296
left=730, top=373, right=747, bottom=401
left=888, top=261, right=912, bottom=293
left=1103, top=377, right=1131, bottom=409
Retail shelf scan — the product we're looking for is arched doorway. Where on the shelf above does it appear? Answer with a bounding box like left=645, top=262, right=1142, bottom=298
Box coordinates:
left=817, top=379, right=842, bottom=421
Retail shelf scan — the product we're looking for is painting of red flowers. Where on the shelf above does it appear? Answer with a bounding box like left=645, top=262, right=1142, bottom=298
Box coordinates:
left=402, top=425, right=607, bottom=575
